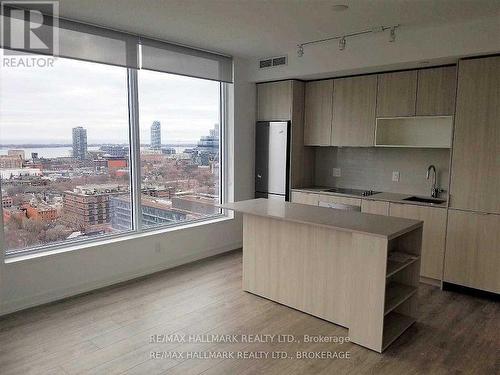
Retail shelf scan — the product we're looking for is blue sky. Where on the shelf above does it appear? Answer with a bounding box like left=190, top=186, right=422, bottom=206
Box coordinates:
left=0, top=53, right=220, bottom=144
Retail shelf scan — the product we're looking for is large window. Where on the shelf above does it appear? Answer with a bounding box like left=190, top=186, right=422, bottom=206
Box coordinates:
left=0, top=8, right=231, bottom=257
left=137, top=70, right=222, bottom=229
left=0, top=57, right=133, bottom=254
left=0, top=56, right=225, bottom=256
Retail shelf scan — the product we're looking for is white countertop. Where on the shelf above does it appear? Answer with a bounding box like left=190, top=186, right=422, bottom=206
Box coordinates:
left=292, top=187, right=448, bottom=208
left=220, top=199, right=422, bottom=239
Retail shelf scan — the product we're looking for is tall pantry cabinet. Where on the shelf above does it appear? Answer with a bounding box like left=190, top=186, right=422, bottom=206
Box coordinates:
left=444, top=56, right=500, bottom=294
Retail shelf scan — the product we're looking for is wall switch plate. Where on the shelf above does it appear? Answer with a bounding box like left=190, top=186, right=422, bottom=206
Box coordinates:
left=392, top=171, right=400, bottom=182
left=332, top=168, right=341, bottom=177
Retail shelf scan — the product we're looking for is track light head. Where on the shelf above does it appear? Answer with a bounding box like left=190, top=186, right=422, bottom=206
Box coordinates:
left=389, top=26, right=396, bottom=42
left=297, top=44, right=304, bottom=57
left=339, top=37, right=346, bottom=51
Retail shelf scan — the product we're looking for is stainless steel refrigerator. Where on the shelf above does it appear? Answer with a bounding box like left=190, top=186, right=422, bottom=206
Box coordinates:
left=255, top=121, right=290, bottom=201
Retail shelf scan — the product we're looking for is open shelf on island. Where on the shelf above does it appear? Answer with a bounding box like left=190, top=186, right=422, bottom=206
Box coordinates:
left=384, top=282, right=418, bottom=315
left=382, top=311, right=416, bottom=351
left=386, top=251, right=419, bottom=278
left=347, top=222, right=422, bottom=352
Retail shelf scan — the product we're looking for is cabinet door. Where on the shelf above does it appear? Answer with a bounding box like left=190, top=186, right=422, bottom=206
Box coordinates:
left=361, top=200, right=389, bottom=215
left=389, top=203, right=447, bottom=280
left=416, top=66, right=457, bottom=116
left=291, top=191, right=319, bottom=206
left=332, top=75, right=377, bottom=146
left=317, top=194, right=361, bottom=207
left=257, top=81, right=292, bottom=121
left=449, top=56, right=500, bottom=214
left=444, top=210, right=500, bottom=293
left=304, top=80, right=333, bottom=146
left=376, top=70, right=417, bottom=117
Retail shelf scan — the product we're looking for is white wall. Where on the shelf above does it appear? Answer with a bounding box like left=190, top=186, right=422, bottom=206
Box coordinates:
left=228, top=57, right=256, bottom=201
left=0, top=58, right=256, bottom=316
left=247, top=15, right=500, bottom=82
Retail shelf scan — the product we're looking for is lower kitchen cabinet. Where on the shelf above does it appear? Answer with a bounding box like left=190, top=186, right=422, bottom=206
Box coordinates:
left=317, top=194, right=361, bottom=208
left=361, top=200, right=389, bottom=215
left=291, top=191, right=319, bottom=206
left=389, top=203, right=447, bottom=281
left=291, top=191, right=362, bottom=208
left=444, top=210, right=500, bottom=294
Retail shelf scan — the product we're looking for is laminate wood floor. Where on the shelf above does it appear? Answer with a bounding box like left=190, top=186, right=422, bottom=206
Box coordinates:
left=0, top=250, right=498, bottom=375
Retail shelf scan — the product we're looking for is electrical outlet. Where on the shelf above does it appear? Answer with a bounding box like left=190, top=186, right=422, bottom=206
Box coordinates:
left=392, top=171, right=400, bottom=182
left=332, top=168, right=341, bottom=177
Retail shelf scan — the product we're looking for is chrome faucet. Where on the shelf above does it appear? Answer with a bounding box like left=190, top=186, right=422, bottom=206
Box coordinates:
left=426, top=165, right=440, bottom=198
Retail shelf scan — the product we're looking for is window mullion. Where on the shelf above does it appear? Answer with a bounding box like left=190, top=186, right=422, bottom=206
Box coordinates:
left=0, top=178, right=5, bottom=257
left=220, top=82, right=226, bottom=205
left=127, top=68, right=142, bottom=232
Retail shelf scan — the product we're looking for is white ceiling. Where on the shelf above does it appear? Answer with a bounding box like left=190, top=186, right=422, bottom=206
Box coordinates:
left=57, top=0, right=500, bottom=59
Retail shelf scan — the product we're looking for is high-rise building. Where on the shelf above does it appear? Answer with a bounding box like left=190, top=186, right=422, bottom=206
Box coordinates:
left=192, top=123, right=220, bottom=166
left=197, top=124, right=219, bottom=149
left=100, top=145, right=129, bottom=158
left=72, top=126, right=88, bottom=161
left=150, top=121, right=161, bottom=150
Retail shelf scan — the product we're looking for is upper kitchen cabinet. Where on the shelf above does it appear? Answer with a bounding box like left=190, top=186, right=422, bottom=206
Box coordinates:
left=375, top=116, right=453, bottom=148
left=449, top=56, right=500, bottom=213
left=332, top=75, right=377, bottom=146
left=257, top=81, right=293, bottom=121
left=256, top=80, right=314, bottom=188
left=376, top=70, right=417, bottom=117
left=304, top=80, right=333, bottom=146
left=416, top=66, right=457, bottom=116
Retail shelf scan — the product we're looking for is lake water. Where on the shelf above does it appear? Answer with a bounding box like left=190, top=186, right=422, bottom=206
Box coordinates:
left=0, top=146, right=189, bottom=159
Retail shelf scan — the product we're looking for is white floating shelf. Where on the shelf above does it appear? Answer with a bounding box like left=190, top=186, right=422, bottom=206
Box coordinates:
left=375, top=116, right=453, bottom=148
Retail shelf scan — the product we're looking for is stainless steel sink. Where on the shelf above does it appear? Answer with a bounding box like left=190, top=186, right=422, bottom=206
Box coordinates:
left=403, top=196, right=446, bottom=204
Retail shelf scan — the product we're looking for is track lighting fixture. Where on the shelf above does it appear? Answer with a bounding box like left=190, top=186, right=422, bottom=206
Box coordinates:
left=297, top=24, right=400, bottom=57
left=389, top=26, right=396, bottom=42
left=297, top=44, right=304, bottom=57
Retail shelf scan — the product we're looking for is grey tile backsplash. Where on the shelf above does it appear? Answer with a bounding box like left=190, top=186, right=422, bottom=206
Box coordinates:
left=314, top=147, right=450, bottom=197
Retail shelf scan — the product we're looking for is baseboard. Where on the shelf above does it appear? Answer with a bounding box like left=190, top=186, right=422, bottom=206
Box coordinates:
left=442, top=282, right=499, bottom=301
left=0, top=242, right=242, bottom=317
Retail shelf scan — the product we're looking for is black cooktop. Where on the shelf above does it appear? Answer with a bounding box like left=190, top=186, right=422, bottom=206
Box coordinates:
left=323, top=187, right=380, bottom=197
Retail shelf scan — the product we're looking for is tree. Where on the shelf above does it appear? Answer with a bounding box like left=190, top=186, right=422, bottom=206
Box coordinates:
left=23, top=218, right=44, bottom=233
left=6, top=213, right=23, bottom=230
left=45, top=225, right=69, bottom=242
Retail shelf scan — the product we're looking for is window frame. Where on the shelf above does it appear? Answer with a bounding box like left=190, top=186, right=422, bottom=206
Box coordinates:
left=133, top=69, right=226, bottom=234
left=0, top=63, right=228, bottom=259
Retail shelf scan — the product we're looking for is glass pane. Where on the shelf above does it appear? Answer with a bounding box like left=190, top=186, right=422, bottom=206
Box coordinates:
left=0, top=54, right=132, bottom=254
left=137, top=70, right=221, bottom=229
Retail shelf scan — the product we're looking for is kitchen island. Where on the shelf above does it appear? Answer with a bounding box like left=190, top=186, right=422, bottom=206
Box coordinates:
left=220, top=198, right=423, bottom=352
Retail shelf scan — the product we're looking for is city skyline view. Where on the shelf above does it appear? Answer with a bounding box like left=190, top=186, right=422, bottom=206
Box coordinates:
left=0, top=53, right=222, bottom=254
left=0, top=56, right=220, bottom=144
